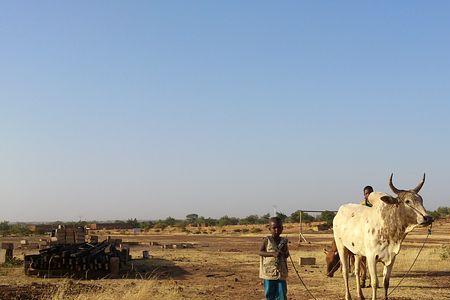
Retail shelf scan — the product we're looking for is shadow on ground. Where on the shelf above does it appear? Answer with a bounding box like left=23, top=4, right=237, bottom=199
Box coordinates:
left=396, top=270, right=450, bottom=278
left=122, top=258, right=190, bottom=280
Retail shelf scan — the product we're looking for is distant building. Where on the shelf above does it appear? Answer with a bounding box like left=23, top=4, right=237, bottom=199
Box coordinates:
left=88, top=223, right=134, bottom=230
left=27, top=224, right=60, bottom=234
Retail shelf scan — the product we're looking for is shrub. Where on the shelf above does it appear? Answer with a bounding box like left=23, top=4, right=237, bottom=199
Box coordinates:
left=218, top=216, right=239, bottom=227
left=250, top=228, right=262, bottom=233
left=154, top=222, right=167, bottom=230
left=239, top=215, right=259, bottom=225
left=2, top=257, right=22, bottom=267
left=318, top=211, right=336, bottom=226
left=439, top=245, right=450, bottom=260
left=0, top=222, right=32, bottom=236
left=290, top=211, right=315, bottom=223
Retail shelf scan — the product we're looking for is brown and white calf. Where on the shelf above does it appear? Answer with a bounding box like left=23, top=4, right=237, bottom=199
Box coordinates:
left=333, top=174, right=433, bottom=300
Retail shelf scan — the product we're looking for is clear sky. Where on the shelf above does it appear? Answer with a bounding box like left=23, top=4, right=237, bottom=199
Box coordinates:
left=1, top=2, right=449, bottom=222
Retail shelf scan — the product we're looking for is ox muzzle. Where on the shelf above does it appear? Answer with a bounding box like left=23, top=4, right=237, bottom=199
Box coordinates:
left=420, top=215, right=434, bottom=226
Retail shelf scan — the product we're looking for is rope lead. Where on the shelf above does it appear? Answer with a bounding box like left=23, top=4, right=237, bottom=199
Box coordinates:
left=388, top=224, right=432, bottom=297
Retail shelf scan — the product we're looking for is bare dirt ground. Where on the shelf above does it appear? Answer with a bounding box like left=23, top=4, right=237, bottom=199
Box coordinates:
left=1, top=219, right=449, bottom=300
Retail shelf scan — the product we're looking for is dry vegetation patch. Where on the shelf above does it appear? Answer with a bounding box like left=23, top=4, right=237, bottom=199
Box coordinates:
left=1, top=219, right=449, bottom=299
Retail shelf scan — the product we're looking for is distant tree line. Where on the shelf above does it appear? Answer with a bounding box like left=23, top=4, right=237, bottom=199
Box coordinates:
left=0, top=221, right=32, bottom=236
left=120, top=206, right=450, bottom=229
left=2, top=207, right=448, bottom=234
left=428, top=207, right=450, bottom=220
left=111, top=210, right=339, bottom=229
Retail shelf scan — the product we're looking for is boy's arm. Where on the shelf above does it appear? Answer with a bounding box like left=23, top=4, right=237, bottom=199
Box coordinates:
left=258, top=238, right=278, bottom=258
left=280, top=240, right=289, bottom=258
left=283, top=244, right=290, bottom=258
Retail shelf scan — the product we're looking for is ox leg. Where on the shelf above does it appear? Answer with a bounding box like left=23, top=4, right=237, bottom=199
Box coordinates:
left=335, top=241, right=352, bottom=300
left=354, top=255, right=365, bottom=300
left=349, top=254, right=355, bottom=276
left=366, top=256, right=378, bottom=300
left=382, top=257, right=396, bottom=300
left=360, top=256, right=367, bottom=288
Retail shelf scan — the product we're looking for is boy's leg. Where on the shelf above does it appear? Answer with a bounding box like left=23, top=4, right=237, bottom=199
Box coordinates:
left=263, top=280, right=277, bottom=300
left=277, top=280, right=287, bottom=300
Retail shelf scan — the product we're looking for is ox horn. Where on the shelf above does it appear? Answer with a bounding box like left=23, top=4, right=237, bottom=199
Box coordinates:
left=389, top=173, right=403, bottom=195
left=413, top=173, right=426, bottom=193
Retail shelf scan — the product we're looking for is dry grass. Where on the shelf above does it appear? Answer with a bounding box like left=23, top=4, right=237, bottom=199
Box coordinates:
left=50, top=279, right=182, bottom=300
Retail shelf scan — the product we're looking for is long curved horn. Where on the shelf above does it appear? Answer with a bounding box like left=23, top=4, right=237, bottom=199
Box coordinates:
left=389, top=173, right=402, bottom=195
left=413, top=173, right=426, bottom=193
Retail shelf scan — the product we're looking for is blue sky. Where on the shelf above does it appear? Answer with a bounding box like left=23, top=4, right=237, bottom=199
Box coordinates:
left=1, top=2, right=449, bottom=221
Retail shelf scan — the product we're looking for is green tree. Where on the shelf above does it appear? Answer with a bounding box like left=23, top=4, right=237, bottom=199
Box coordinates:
left=204, top=217, right=218, bottom=226
left=257, top=213, right=271, bottom=224
left=0, top=221, right=32, bottom=236
left=428, top=210, right=440, bottom=220
left=140, top=221, right=154, bottom=230
left=276, top=212, right=288, bottom=223
left=186, top=214, right=199, bottom=225
left=164, top=217, right=177, bottom=226
left=218, top=215, right=239, bottom=227
left=436, top=207, right=450, bottom=217
left=289, top=210, right=315, bottom=223
left=318, top=210, right=336, bottom=226
left=196, top=216, right=206, bottom=226
left=126, top=218, right=140, bottom=228
left=0, top=221, right=10, bottom=232
left=154, top=219, right=167, bottom=229
left=240, top=215, right=259, bottom=225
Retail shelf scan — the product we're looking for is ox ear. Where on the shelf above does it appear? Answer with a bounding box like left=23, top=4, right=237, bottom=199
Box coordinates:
left=380, top=195, right=398, bottom=205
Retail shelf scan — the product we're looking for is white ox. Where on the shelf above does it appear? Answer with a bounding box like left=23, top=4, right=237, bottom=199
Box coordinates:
left=333, top=174, right=433, bottom=300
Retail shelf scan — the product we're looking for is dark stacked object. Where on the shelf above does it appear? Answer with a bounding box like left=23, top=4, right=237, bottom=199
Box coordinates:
left=24, top=241, right=130, bottom=278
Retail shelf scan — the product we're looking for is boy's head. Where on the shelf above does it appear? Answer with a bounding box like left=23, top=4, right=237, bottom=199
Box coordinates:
left=363, top=186, right=374, bottom=200
left=268, top=217, right=283, bottom=237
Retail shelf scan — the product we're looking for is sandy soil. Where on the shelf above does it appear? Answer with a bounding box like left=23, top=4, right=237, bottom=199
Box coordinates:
left=1, top=219, right=449, bottom=299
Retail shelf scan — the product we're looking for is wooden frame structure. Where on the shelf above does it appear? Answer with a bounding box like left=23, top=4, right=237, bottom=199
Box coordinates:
left=297, top=210, right=338, bottom=243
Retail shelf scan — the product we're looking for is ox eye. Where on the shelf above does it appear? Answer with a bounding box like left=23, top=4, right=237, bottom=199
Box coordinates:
left=405, top=200, right=411, bottom=204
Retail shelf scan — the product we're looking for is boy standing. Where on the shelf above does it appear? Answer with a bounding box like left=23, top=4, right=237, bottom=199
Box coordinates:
left=259, top=217, right=289, bottom=300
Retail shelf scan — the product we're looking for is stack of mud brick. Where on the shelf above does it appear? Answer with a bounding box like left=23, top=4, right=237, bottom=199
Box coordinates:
left=162, top=242, right=195, bottom=249
left=0, top=242, right=14, bottom=264
left=106, top=236, right=122, bottom=245
left=19, top=240, right=40, bottom=250
left=24, top=240, right=130, bottom=278
left=39, top=238, right=50, bottom=249
left=53, top=225, right=86, bottom=244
